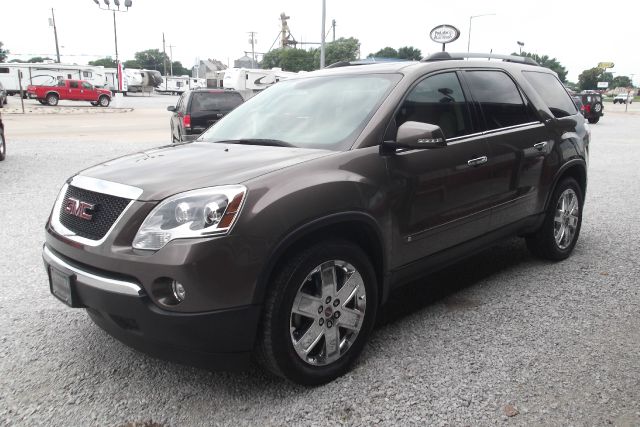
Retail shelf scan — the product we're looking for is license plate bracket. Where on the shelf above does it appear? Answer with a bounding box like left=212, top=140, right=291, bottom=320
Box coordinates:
left=49, top=267, right=77, bottom=307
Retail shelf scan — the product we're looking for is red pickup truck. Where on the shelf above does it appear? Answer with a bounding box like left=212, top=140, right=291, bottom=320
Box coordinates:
left=27, top=79, right=112, bottom=107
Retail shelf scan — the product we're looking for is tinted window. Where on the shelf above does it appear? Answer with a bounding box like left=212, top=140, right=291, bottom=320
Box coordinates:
left=69, top=81, right=79, bottom=88
left=523, top=71, right=577, bottom=118
left=190, top=92, right=244, bottom=112
left=82, top=82, right=92, bottom=89
left=396, top=72, right=473, bottom=139
left=465, top=71, right=537, bottom=130
left=0, top=68, right=9, bottom=74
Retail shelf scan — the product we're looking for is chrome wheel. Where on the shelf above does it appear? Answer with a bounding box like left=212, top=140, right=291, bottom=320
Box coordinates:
left=554, top=188, right=579, bottom=250
left=290, top=260, right=366, bottom=366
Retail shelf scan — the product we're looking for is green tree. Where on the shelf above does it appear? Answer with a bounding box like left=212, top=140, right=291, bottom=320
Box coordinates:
left=611, top=75, right=633, bottom=88
left=368, top=47, right=398, bottom=59
left=123, top=59, right=141, bottom=69
left=132, top=49, right=169, bottom=71
left=171, top=61, right=191, bottom=76
left=513, top=51, right=568, bottom=82
left=0, top=41, right=8, bottom=62
left=322, top=37, right=360, bottom=66
left=397, top=46, right=422, bottom=60
left=89, top=57, right=117, bottom=68
left=261, top=48, right=315, bottom=72
left=578, top=67, right=613, bottom=91
left=27, top=56, right=54, bottom=63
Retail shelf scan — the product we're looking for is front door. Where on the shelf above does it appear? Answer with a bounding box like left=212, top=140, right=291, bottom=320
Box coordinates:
left=386, top=71, right=493, bottom=268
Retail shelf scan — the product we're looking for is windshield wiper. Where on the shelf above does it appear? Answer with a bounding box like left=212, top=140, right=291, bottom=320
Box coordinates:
left=212, top=139, right=295, bottom=147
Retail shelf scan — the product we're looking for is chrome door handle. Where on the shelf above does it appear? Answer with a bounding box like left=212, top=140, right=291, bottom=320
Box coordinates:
left=467, top=156, right=488, bottom=167
left=533, top=141, right=547, bottom=151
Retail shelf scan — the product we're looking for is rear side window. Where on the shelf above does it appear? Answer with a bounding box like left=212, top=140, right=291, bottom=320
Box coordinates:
left=396, top=72, right=473, bottom=139
left=523, top=71, right=577, bottom=118
left=69, top=81, right=79, bottom=88
left=465, top=70, right=537, bottom=130
left=190, top=92, right=243, bottom=112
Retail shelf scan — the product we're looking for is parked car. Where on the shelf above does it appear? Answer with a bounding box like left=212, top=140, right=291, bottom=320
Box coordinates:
left=0, top=81, right=7, bottom=108
left=26, top=79, right=111, bottom=107
left=0, top=116, right=5, bottom=161
left=613, top=93, right=633, bottom=104
left=43, top=52, right=589, bottom=385
left=573, top=93, right=603, bottom=123
left=168, top=89, right=244, bottom=142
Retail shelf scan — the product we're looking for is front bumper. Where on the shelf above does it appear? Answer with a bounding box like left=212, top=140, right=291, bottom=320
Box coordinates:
left=43, top=244, right=261, bottom=370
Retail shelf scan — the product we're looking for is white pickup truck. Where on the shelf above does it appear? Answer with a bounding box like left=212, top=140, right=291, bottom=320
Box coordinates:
left=613, top=93, right=633, bottom=104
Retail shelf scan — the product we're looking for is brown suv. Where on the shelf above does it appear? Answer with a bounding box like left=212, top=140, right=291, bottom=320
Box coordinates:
left=43, top=52, right=589, bottom=385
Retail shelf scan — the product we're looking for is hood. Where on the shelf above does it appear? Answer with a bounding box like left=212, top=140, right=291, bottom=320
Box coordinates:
left=79, top=142, right=332, bottom=201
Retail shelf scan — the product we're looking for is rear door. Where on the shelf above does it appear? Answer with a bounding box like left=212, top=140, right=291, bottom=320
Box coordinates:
left=188, top=91, right=244, bottom=135
left=461, top=69, right=551, bottom=229
left=67, top=80, right=82, bottom=100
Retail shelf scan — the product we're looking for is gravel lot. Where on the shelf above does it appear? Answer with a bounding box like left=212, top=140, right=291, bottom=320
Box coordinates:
left=0, top=102, right=639, bottom=426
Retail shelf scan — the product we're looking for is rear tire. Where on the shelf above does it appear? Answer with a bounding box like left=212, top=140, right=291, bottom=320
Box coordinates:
left=526, top=177, right=583, bottom=261
left=256, top=239, right=378, bottom=386
left=46, top=93, right=59, bottom=106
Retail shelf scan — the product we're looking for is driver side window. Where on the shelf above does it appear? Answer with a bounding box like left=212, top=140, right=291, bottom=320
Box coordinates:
left=395, top=72, right=473, bottom=139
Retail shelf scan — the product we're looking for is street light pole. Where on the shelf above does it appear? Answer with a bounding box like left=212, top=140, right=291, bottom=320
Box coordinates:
left=467, top=13, right=496, bottom=53
left=93, top=0, right=132, bottom=93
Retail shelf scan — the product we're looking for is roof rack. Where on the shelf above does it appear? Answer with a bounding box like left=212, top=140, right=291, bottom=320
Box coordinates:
left=422, top=52, right=539, bottom=66
left=325, top=58, right=410, bottom=68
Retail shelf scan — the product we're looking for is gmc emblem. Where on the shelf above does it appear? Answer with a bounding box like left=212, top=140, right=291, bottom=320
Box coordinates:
left=64, top=198, right=95, bottom=220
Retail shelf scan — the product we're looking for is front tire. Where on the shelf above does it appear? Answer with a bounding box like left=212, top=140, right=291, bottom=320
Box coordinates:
left=526, top=177, right=583, bottom=260
left=256, top=240, right=378, bottom=385
left=98, top=95, right=110, bottom=107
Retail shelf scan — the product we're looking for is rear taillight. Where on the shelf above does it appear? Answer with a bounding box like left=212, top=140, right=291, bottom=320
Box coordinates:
left=183, top=114, right=191, bottom=128
left=585, top=104, right=591, bottom=114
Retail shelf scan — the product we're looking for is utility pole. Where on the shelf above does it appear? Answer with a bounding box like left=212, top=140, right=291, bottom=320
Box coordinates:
left=332, top=19, right=336, bottom=42
left=113, top=11, right=119, bottom=70
left=168, top=44, right=175, bottom=75
left=50, top=8, right=61, bottom=63
left=248, top=32, right=257, bottom=68
left=320, top=0, right=326, bottom=68
left=162, top=33, right=168, bottom=76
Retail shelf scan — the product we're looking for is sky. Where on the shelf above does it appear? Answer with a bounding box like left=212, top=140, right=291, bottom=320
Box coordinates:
left=1, top=0, right=638, bottom=84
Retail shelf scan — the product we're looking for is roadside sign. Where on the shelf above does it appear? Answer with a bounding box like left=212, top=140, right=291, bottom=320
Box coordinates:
left=597, top=82, right=609, bottom=89
left=429, top=24, right=460, bottom=52
left=598, top=62, right=614, bottom=69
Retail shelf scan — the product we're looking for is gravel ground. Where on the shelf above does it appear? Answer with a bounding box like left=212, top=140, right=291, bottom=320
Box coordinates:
left=0, top=110, right=638, bottom=426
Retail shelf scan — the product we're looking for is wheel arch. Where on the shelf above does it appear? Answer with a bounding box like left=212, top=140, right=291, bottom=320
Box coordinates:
left=254, top=211, right=388, bottom=308
left=45, top=91, right=60, bottom=99
left=545, top=159, right=587, bottom=211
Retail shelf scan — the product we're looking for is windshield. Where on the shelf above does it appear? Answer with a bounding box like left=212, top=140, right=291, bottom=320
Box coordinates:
left=191, top=92, right=243, bottom=111
left=198, top=74, right=400, bottom=150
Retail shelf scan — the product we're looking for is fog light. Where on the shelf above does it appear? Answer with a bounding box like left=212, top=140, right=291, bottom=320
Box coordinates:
left=172, top=280, right=186, bottom=302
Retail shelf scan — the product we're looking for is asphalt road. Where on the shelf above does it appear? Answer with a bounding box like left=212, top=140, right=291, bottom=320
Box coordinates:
left=0, top=102, right=639, bottom=426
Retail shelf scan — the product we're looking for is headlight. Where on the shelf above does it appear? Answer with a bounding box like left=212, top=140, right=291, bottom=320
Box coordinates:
left=133, top=185, right=246, bottom=250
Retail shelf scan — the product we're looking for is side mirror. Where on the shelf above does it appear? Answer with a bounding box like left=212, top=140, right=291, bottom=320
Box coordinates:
left=167, top=106, right=176, bottom=112
left=384, top=121, right=446, bottom=150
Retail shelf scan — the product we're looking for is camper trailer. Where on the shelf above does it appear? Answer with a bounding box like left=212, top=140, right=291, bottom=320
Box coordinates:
left=102, top=65, right=128, bottom=94
left=125, top=69, right=163, bottom=94
left=0, top=63, right=105, bottom=95
left=156, top=75, right=206, bottom=94
left=222, top=67, right=296, bottom=99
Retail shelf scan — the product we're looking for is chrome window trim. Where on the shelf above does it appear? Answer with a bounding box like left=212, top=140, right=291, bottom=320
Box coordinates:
left=43, top=245, right=143, bottom=296
left=50, top=176, right=143, bottom=247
